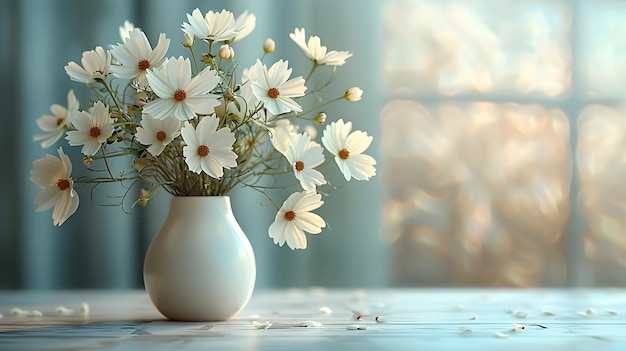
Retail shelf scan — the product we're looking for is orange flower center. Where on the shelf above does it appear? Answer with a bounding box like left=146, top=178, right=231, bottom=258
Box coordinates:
left=138, top=59, right=150, bottom=70
left=89, top=127, right=101, bottom=138
left=174, top=89, right=187, bottom=101
left=56, top=118, right=64, bottom=127
left=285, top=210, right=296, bottom=221
left=295, top=161, right=305, bottom=171
left=268, top=87, right=280, bottom=99
left=57, top=179, right=70, bottom=191
left=156, top=131, right=166, bottom=141
left=339, top=149, right=350, bottom=160
left=197, top=145, right=210, bottom=157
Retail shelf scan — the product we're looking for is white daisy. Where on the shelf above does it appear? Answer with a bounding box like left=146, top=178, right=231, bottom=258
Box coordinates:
left=289, top=28, right=353, bottom=66
left=180, top=116, right=238, bottom=178
left=65, top=101, right=114, bottom=156
left=29, top=147, right=79, bottom=226
left=285, top=133, right=326, bottom=191
left=250, top=59, right=306, bottom=115
left=34, top=90, right=79, bottom=148
left=143, top=56, right=221, bottom=121
left=182, top=8, right=240, bottom=43
left=64, top=46, right=111, bottom=84
left=268, top=191, right=326, bottom=250
left=321, top=119, right=376, bottom=181
left=135, top=113, right=181, bottom=156
left=110, top=29, right=171, bottom=87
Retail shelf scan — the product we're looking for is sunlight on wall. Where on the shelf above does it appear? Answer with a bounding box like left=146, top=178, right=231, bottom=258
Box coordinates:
left=381, top=0, right=626, bottom=286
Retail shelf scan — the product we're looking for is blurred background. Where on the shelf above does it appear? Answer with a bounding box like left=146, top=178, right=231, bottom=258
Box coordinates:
left=2, top=0, right=625, bottom=290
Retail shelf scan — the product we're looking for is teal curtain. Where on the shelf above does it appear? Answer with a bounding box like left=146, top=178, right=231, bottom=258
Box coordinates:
left=1, top=0, right=387, bottom=289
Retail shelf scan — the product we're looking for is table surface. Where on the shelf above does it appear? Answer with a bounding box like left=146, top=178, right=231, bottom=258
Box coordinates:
left=0, top=288, right=625, bottom=350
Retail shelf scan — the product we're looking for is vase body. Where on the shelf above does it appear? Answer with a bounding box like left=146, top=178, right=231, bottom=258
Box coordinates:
left=143, top=196, right=256, bottom=321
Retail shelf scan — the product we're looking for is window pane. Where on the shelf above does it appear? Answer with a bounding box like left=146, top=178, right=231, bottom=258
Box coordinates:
left=382, top=100, right=572, bottom=286
left=382, top=0, right=571, bottom=97
left=577, top=105, right=626, bottom=285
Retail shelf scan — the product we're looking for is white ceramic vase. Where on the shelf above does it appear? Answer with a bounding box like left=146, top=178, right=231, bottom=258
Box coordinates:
left=143, top=196, right=256, bottom=321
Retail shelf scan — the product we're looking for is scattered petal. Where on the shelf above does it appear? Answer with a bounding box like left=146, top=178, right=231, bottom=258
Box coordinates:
left=252, top=320, right=272, bottom=329
left=81, top=302, right=90, bottom=315
left=542, top=309, right=556, bottom=316
left=459, top=327, right=473, bottom=334
left=586, top=308, right=596, bottom=315
left=375, top=316, right=386, bottom=323
left=32, top=310, right=43, bottom=318
left=511, top=323, right=525, bottom=332
left=514, top=311, right=529, bottom=319
left=576, top=311, right=591, bottom=317
left=249, top=314, right=261, bottom=320
left=470, top=315, right=478, bottom=320
left=606, top=309, right=619, bottom=316
left=346, top=324, right=367, bottom=330
left=11, top=308, right=29, bottom=316
left=296, top=321, right=323, bottom=327
left=56, top=306, right=74, bottom=315
left=319, top=307, right=333, bottom=315
left=495, top=332, right=509, bottom=339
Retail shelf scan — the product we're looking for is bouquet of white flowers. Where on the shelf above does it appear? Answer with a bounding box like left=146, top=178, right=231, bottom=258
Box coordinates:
left=29, top=8, right=376, bottom=250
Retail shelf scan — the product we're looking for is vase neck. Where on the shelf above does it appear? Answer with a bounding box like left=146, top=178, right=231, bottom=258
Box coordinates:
left=168, top=196, right=233, bottom=218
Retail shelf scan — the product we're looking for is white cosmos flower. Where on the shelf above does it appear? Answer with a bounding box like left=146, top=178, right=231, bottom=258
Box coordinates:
left=135, top=113, right=181, bottom=156
left=180, top=116, right=238, bottom=178
left=182, top=8, right=240, bottom=43
left=289, top=28, right=353, bottom=66
left=119, top=20, right=137, bottom=43
left=64, top=46, right=111, bottom=84
left=34, top=90, right=79, bottom=148
left=110, top=29, right=171, bottom=87
left=251, top=59, right=306, bottom=115
left=321, top=119, right=376, bottom=181
left=29, top=147, right=79, bottom=226
left=143, top=56, right=221, bottom=121
left=65, top=101, right=114, bottom=156
left=233, top=10, right=256, bottom=42
left=269, top=119, right=298, bottom=156
left=285, top=133, right=326, bottom=191
left=268, top=191, right=326, bottom=250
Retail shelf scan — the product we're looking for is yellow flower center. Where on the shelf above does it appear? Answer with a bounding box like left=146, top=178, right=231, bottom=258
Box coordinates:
left=156, top=131, right=166, bottom=141
left=295, top=161, right=305, bottom=171
left=174, top=89, right=187, bottom=101
left=339, top=149, right=350, bottom=160
left=197, top=145, right=210, bottom=157
left=285, top=210, right=296, bottom=221
left=138, top=59, right=150, bottom=70
left=89, top=127, right=101, bottom=138
left=268, top=87, right=280, bottom=99
left=57, top=179, right=70, bottom=191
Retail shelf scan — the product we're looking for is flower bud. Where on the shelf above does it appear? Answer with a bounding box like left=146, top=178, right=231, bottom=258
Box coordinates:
left=218, top=44, right=233, bottom=60
left=182, top=32, right=194, bottom=48
left=344, top=87, right=363, bottom=102
left=82, top=156, right=93, bottom=168
left=314, top=112, right=327, bottom=125
left=263, top=38, right=275, bottom=53
left=137, top=188, right=150, bottom=207
left=133, top=157, right=149, bottom=172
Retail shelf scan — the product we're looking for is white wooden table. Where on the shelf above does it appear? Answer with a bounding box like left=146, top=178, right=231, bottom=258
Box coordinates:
left=0, top=288, right=625, bottom=350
